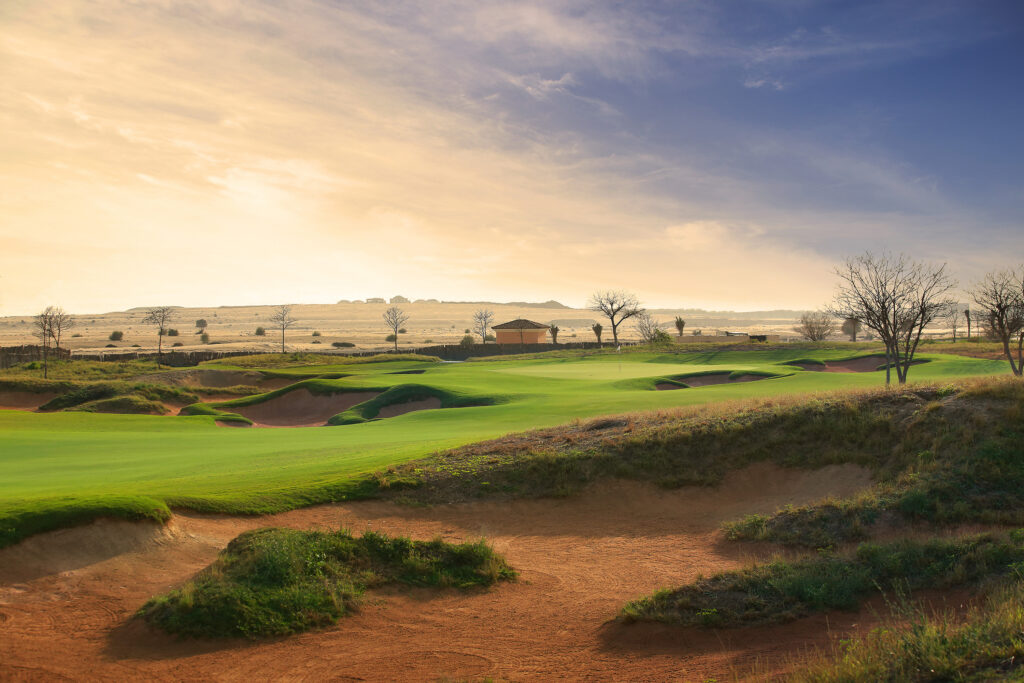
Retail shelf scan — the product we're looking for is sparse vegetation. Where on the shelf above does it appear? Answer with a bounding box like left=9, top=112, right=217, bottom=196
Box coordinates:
left=138, top=528, right=515, bottom=638
left=621, top=533, right=1024, bottom=627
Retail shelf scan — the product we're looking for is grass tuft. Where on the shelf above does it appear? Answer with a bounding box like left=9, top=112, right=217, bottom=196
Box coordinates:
left=138, top=528, right=515, bottom=638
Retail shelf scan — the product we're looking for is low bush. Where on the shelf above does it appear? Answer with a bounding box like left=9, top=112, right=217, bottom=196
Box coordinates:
left=622, top=533, right=1024, bottom=628
left=254, top=327, right=266, bottom=336
left=138, top=528, right=515, bottom=638
left=109, top=331, right=123, bottom=341
left=332, top=341, right=355, bottom=348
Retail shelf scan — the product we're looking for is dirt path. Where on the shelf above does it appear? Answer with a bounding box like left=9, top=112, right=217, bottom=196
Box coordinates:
left=0, top=463, right=891, bottom=681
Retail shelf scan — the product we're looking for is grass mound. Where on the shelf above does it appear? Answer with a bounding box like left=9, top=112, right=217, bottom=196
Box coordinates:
left=73, top=395, right=168, bottom=415
left=0, top=495, right=171, bottom=548
left=208, top=353, right=440, bottom=369
left=177, top=403, right=253, bottom=425
left=328, top=384, right=503, bottom=424
left=375, top=379, right=1023, bottom=522
left=138, top=528, right=515, bottom=638
left=792, top=578, right=1024, bottom=681
left=622, top=533, right=1024, bottom=628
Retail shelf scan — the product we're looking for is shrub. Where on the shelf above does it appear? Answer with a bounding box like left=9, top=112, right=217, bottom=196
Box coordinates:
left=166, top=329, right=179, bottom=337
left=172, top=342, right=183, bottom=347
left=72, top=333, right=83, bottom=338
left=109, top=331, right=123, bottom=341
left=464, top=328, right=471, bottom=334
left=386, top=334, right=398, bottom=342
left=398, top=328, right=407, bottom=334
left=131, top=344, right=141, bottom=348
left=484, top=334, right=495, bottom=342
left=254, top=327, right=266, bottom=336
left=105, top=344, right=117, bottom=348
left=200, top=333, right=210, bottom=344
left=332, top=341, right=355, bottom=348
left=311, top=331, right=321, bottom=337
left=311, top=340, right=321, bottom=344
left=460, top=334, right=475, bottom=347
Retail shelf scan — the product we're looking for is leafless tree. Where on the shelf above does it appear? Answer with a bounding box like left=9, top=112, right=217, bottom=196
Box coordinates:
left=831, top=252, right=956, bottom=385
left=33, top=306, right=56, bottom=378
left=634, top=311, right=667, bottom=343
left=840, top=317, right=861, bottom=342
left=268, top=305, right=297, bottom=353
left=674, top=316, right=686, bottom=337
left=472, top=309, right=494, bottom=343
left=944, top=304, right=962, bottom=342
left=142, top=306, right=176, bottom=367
left=589, top=290, right=643, bottom=346
left=592, top=322, right=603, bottom=345
left=49, top=306, right=74, bottom=351
left=382, top=305, right=409, bottom=352
left=971, top=268, right=1024, bottom=376
left=794, top=311, right=836, bottom=342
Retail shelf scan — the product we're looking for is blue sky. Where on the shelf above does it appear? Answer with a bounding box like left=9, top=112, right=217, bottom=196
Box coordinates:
left=1, top=0, right=1021, bottom=314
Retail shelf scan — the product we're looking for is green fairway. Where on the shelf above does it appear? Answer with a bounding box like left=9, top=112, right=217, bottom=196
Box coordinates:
left=0, top=348, right=1010, bottom=545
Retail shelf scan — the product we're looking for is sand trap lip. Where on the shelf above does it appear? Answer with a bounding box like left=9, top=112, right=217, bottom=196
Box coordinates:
left=228, top=389, right=381, bottom=427
left=376, top=396, right=442, bottom=418
left=656, top=373, right=770, bottom=389
left=0, top=391, right=59, bottom=411
left=790, top=356, right=928, bottom=373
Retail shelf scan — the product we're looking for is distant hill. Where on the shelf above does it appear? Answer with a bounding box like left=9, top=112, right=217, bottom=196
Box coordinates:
left=440, top=300, right=572, bottom=309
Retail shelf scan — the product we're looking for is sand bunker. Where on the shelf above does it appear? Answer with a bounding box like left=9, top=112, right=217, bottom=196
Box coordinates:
left=229, top=389, right=381, bottom=427
left=792, top=356, right=927, bottom=373
left=0, top=391, right=59, bottom=411
left=0, top=462, right=877, bottom=681
left=656, top=373, right=769, bottom=389
left=376, top=396, right=442, bottom=418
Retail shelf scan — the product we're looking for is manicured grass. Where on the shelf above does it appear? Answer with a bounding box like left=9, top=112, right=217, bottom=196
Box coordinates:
left=0, top=348, right=1011, bottom=546
left=621, top=533, right=1024, bottom=627
left=791, top=578, right=1024, bottom=681
left=138, top=528, right=515, bottom=638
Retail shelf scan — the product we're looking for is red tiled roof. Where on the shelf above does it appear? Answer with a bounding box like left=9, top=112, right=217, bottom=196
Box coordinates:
left=492, top=318, right=549, bottom=330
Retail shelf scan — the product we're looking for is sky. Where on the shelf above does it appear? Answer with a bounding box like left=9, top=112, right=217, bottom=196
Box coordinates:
left=1, top=0, right=1022, bottom=315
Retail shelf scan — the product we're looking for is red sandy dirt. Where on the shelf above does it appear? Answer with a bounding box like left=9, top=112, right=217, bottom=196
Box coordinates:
left=656, top=373, right=768, bottom=390
left=376, top=396, right=442, bottom=418
left=0, top=391, right=58, bottom=411
left=790, top=356, right=923, bottom=374
left=0, top=462, right=897, bottom=682
left=227, top=389, right=381, bottom=427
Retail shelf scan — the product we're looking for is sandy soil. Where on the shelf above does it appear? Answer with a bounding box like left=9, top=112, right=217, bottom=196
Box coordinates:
left=0, top=462, right=893, bottom=682
left=229, top=389, right=381, bottom=427
left=0, top=391, right=58, bottom=411
left=789, top=356, right=928, bottom=374
left=376, top=397, right=442, bottom=418
left=656, top=373, right=768, bottom=390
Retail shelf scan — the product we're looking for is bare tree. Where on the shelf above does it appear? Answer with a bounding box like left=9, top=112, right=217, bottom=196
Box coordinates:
left=634, top=311, right=667, bottom=343
left=674, top=316, right=686, bottom=337
left=268, top=305, right=297, bottom=353
left=794, top=311, right=835, bottom=341
left=592, top=322, right=603, bottom=345
left=33, top=306, right=56, bottom=378
left=49, top=307, right=74, bottom=352
left=142, top=306, right=176, bottom=367
left=971, top=268, right=1024, bottom=376
left=589, top=290, right=643, bottom=346
left=472, top=309, right=494, bottom=343
left=944, top=304, right=962, bottom=343
left=549, top=325, right=560, bottom=344
left=840, top=317, right=861, bottom=342
left=382, top=305, right=409, bottom=352
left=831, top=252, right=956, bottom=385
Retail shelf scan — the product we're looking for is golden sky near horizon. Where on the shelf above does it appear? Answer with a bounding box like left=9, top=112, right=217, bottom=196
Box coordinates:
left=1, top=1, right=1016, bottom=317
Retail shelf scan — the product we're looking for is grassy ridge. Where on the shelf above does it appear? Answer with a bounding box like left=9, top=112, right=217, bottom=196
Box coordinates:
left=791, top=579, right=1024, bottom=681
left=622, top=533, right=1024, bottom=627
left=138, top=528, right=515, bottom=638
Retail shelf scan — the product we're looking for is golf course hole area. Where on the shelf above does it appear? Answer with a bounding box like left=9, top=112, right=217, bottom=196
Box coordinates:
left=788, top=355, right=929, bottom=373
left=655, top=373, right=772, bottom=389
left=227, top=389, right=381, bottom=427
left=137, top=528, right=516, bottom=639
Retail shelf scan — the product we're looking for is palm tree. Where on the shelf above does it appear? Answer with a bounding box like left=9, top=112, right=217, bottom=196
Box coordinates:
left=674, top=316, right=686, bottom=337
left=549, top=325, right=560, bottom=344
left=592, top=323, right=603, bottom=344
